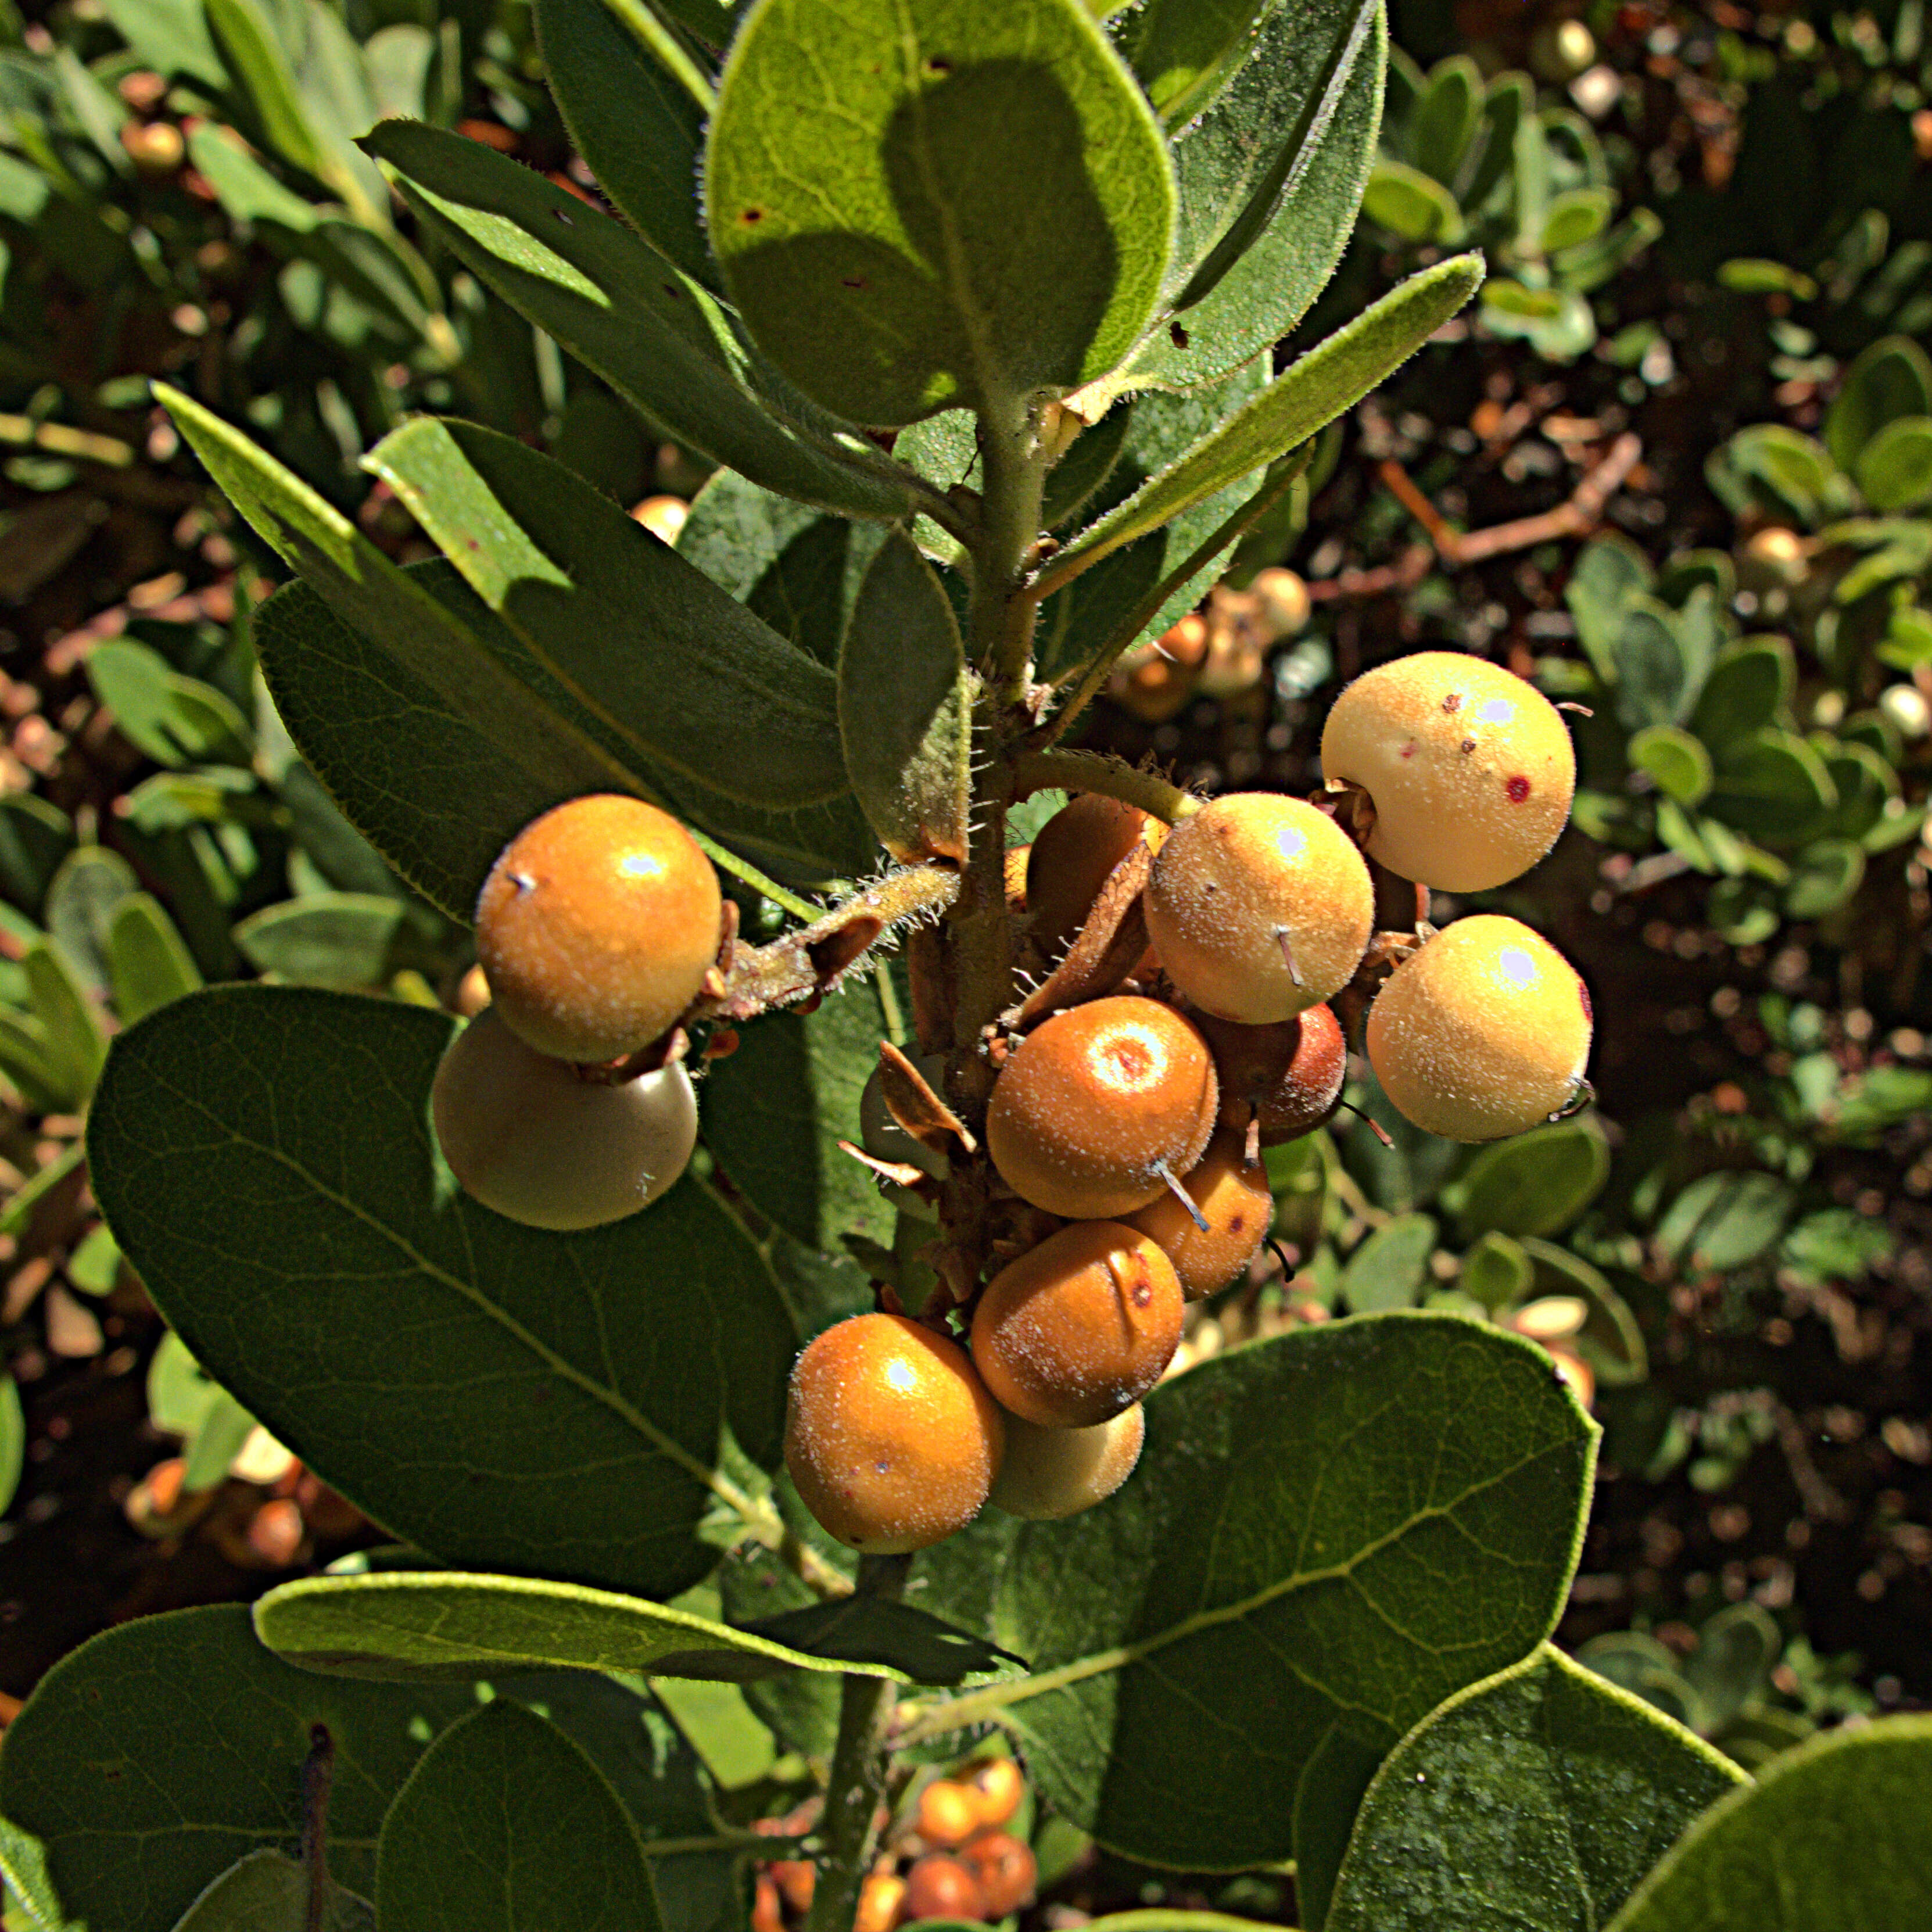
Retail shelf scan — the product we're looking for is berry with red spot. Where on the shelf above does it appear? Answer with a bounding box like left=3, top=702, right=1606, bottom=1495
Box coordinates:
left=431, top=1008, right=697, bottom=1228
left=1320, top=653, right=1575, bottom=892
left=784, top=1314, right=1005, bottom=1553
left=1365, top=915, right=1592, bottom=1141
left=970, top=1221, right=1182, bottom=1426
left=1144, top=794, right=1374, bottom=1024
left=987, top=997, right=1217, bottom=1220
left=1125, top=1130, right=1271, bottom=1299
left=475, top=794, right=722, bottom=1064
left=1197, top=1005, right=1347, bottom=1146
left=988, top=1402, right=1146, bottom=1519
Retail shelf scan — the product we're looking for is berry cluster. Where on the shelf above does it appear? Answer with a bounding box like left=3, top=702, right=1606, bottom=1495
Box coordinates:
left=424, top=652, right=1591, bottom=1558
left=754, top=1758, right=1034, bottom=1931
left=785, top=651, right=1588, bottom=1555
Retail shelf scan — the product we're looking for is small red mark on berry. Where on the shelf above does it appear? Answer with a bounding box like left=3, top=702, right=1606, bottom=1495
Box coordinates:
left=1506, top=775, right=1532, bottom=803
left=1399, top=741, right=1417, bottom=759
left=1578, top=978, right=1593, bottom=1024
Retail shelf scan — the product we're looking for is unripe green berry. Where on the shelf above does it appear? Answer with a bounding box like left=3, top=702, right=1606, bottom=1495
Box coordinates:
left=1365, top=915, right=1592, bottom=1142
left=1320, top=653, right=1575, bottom=892
left=431, top=1007, right=697, bottom=1228
left=475, top=794, right=722, bottom=1064
left=987, top=997, right=1217, bottom=1220
left=1144, top=795, right=1374, bottom=1024
left=988, top=1403, right=1145, bottom=1519
left=784, top=1314, right=1003, bottom=1554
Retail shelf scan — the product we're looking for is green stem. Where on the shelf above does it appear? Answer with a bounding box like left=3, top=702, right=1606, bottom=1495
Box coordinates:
left=969, top=393, right=1050, bottom=700
left=690, top=831, right=820, bottom=923
left=1010, top=747, right=1200, bottom=824
left=1034, top=444, right=1315, bottom=749
left=802, top=1554, right=911, bottom=1932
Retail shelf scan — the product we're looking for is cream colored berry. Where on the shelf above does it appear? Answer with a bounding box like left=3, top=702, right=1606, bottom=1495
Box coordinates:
left=1144, top=795, right=1373, bottom=1024
left=1320, top=653, right=1575, bottom=892
left=1365, top=915, right=1592, bottom=1141
left=988, top=1403, right=1145, bottom=1519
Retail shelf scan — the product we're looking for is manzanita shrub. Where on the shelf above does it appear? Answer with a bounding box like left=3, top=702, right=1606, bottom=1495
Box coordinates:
left=1, top=1, right=1927, bottom=1929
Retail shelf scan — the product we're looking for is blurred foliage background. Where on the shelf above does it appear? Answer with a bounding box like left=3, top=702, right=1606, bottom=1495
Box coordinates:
left=0, top=0, right=1925, bottom=1900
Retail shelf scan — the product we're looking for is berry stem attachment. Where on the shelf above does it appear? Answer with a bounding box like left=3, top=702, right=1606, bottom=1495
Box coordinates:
left=1154, top=1159, right=1211, bottom=1235
left=803, top=1554, right=912, bottom=1932
left=1010, top=748, right=1199, bottom=825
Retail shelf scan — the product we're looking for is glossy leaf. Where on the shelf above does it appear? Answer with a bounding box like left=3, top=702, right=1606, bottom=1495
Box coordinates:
left=169, top=1851, right=372, bottom=1932
left=1049, top=256, right=1482, bottom=590
left=840, top=533, right=973, bottom=863
left=1131, top=0, right=1386, bottom=389
left=376, top=1701, right=662, bottom=1932
left=0, top=1605, right=470, bottom=1932
left=1451, top=1121, right=1610, bottom=1240
left=365, top=417, right=849, bottom=809
left=706, top=0, right=1174, bottom=425
left=909, top=1314, right=1597, bottom=1872
left=1324, top=1646, right=1744, bottom=1932
left=532, top=0, right=713, bottom=286
left=87, top=989, right=794, bottom=1600
left=1605, top=1715, right=1932, bottom=1931
left=360, top=121, right=909, bottom=521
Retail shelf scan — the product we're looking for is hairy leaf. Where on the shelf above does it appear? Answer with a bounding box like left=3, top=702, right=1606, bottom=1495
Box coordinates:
left=707, top=0, right=1174, bottom=424
left=87, top=990, right=794, bottom=1599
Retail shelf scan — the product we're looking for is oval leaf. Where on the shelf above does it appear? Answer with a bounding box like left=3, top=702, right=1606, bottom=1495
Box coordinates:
left=1854, top=414, right=1932, bottom=512
left=86, top=988, right=795, bottom=1601
left=707, top=0, right=1174, bottom=424
left=1325, top=1646, right=1745, bottom=1932
left=840, top=532, right=973, bottom=862
left=170, top=1850, right=372, bottom=1932
left=1630, top=725, right=1713, bottom=807
left=376, top=1701, right=662, bottom=1931
left=1453, top=1120, right=1610, bottom=1240
left=1605, top=1715, right=1932, bottom=1932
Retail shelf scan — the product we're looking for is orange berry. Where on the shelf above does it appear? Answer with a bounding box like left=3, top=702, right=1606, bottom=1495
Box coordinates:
left=784, top=1314, right=1004, bottom=1554
left=854, top=1872, right=906, bottom=1932
left=475, top=794, right=721, bottom=1063
left=1198, top=1005, right=1347, bottom=1145
left=1365, top=916, right=1592, bottom=1141
left=902, top=1854, right=986, bottom=1922
left=1026, top=794, right=1165, bottom=961
left=431, top=1008, right=697, bottom=1228
left=1125, top=1130, right=1271, bottom=1299
left=916, top=1778, right=981, bottom=1848
left=1545, top=1346, right=1596, bottom=1409
left=960, top=1757, right=1026, bottom=1831
left=988, top=1404, right=1145, bottom=1520
left=752, top=1874, right=784, bottom=1932
left=962, top=1831, right=1037, bottom=1916
left=1320, top=653, right=1576, bottom=892
left=971, top=1222, right=1182, bottom=1428
left=987, top=997, right=1217, bottom=1220
left=1145, top=795, right=1373, bottom=1024
left=771, top=1860, right=815, bottom=1913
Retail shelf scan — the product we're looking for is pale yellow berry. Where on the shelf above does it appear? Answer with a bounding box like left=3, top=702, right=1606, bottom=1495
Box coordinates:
left=988, top=1403, right=1145, bottom=1519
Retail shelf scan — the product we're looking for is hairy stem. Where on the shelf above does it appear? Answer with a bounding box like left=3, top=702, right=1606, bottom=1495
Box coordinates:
left=1010, top=747, right=1201, bottom=824
left=803, top=1554, right=911, bottom=1932
left=969, top=393, right=1050, bottom=700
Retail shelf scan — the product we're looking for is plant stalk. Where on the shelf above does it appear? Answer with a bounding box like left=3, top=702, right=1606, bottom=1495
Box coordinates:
left=803, top=1553, right=911, bottom=1932
left=969, top=392, right=1050, bottom=700
left=1010, top=747, right=1201, bottom=824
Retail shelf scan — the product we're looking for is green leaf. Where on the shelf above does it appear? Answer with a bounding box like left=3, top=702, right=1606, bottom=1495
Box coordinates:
left=1630, top=725, right=1712, bottom=806
left=360, top=120, right=909, bottom=522
left=376, top=1700, right=662, bottom=1932
left=743, top=1593, right=1024, bottom=1688
left=1605, top=1715, right=1932, bottom=1932
left=0, top=795, right=74, bottom=920
left=532, top=0, right=714, bottom=286
left=1361, top=160, right=1464, bottom=242
left=1783, top=837, right=1864, bottom=919
left=87, top=640, right=253, bottom=769
left=87, top=988, right=794, bottom=1600
left=1706, top=425, right=1836, bottom=526
left=106, top=892, right=203, bottom=1025
left=1519, top=1240, right=1646, bottom=1386
left=255, top=1568, right=979, bottom=1686
left=1459, top=1230, right=1533, bottom=1310
left=1823, top=335, right=1932, bottom=472
left=182, top=1390, right=263, bottom=1493
left=1853, top=414, right=1932, bottom=511
left=910, top=1314, right=1597, bottom=1872
left=1680, top=1603, right=1780, bottom=1735
left=1654, top=1170, right=1792, bottom=1272
left=207, top=0, right=338, bottom=189
left=367, top=417, right=849, bottom=812
left=147, top=1329, right=227, bottom=1439
left=1339, top=1211, right=1438, bottom=1311
left=232, top=894, right=409, bottom=985
left=170, top=1849, right=372, bottom=1932
left=705, top=0, right=1174, bottom=425
left=23, top=941, right=105, bottom=1103
left=0, top=1374, right=21, bottom=1517
left=1048, top=256, right=1482, bottom=590
left=1324, top=1646, right=1745, bottom=1932
left=701, top=978, right=895, bottom=1257
left=1408, top=55, right=1482, bottom=185
left=43, top=843, right=138, bottom=996
left=1117, top=0, right=1271, bottom=130
left=102, top=0, right=227, bottom=87
left=1706, top=728, right=1837, bottom=847
left=1541, top=185, right=1614, bottom=253
left=1564, top=535, right=1650, bottom=684
left=1610, top=596, right=1717, bottom=732
left=839, top=533, right=973, bottom=863
left=1451, top=1121, right=1609, bottom=1239
left=1132, top=0, right=1386, bottom=389
left=1689, top=637, right=1794, bottom=748
left=0, top=1605, right=471, bottom=1932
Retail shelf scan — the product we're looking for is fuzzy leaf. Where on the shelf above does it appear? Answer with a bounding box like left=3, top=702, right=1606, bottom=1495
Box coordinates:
left=707, top=0, right=1174, bottom=425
